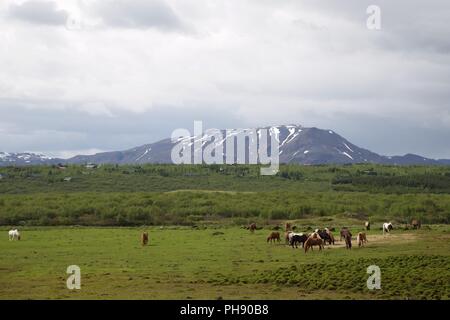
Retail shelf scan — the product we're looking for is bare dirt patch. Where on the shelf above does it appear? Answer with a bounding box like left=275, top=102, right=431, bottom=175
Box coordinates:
left=315, top=232, right=419, bottom=250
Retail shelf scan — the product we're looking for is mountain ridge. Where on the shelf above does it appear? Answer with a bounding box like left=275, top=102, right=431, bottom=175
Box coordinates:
left=1, top=125, right=449, bottom=166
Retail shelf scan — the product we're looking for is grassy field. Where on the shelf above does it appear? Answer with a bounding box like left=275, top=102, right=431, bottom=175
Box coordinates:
left=1, top=221, right=449, bottom=300
left=1, top=164, right=449, bottom=299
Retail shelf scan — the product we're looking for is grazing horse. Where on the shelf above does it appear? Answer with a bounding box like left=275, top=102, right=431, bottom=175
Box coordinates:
left=304, top=237, right=324, bottom=253
left=383, top=222, right=393, bottom=235
left=267, top=232, right=281, bottom=243
left=249, top=223, right=257, bottom=233
left=141, top=232, right=149, bottom=246
left=411, top=219, right=421, bottom=229
left=341, top=229, right=352, bottom=249
left=357, top=232, right=368, bottom=247
left=8, top=229, right=21, bottom=241
left=365, top=221, right=371, bottom=231
left=289, top=233, right=308, bottom=248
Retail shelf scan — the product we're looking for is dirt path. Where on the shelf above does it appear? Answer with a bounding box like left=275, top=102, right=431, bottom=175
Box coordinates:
left=315, top=232, right=419, bottom=249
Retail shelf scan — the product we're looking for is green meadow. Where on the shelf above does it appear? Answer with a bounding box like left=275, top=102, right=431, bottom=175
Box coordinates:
left=1, top=224, right=449, bottom=299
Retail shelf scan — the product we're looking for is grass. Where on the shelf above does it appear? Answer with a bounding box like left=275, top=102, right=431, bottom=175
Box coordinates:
left=1, top=223, right=449, bottom=300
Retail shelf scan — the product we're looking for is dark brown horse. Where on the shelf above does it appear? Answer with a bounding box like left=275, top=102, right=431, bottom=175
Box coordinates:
left=340, top=229, right=352, bottom=249
left=340, top=227, right=349, bottom=241
left=267, top=231, right=281, bottom=243
left=290, top=233, right=308, bottom=248
left=249, top=223, right=257, bottom=233
left=317, top=229, right=334, bottom=245
left=141, top=232, right=149, bottom=246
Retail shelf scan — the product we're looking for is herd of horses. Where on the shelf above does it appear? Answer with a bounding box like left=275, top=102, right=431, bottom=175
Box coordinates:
left=263, top=219, right=420, bottom=253
left=265, top=227, right=359, bottom=252
left=7, top=219, right=422, bottom=250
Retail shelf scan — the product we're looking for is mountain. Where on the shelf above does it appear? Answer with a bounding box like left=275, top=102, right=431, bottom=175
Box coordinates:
left=0, top=152, right=61, bottom=166
left=1, top=125, right=449, bottom=166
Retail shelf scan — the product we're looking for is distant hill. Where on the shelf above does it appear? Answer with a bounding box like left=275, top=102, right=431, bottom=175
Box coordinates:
left=1, top=125, right=449, bottom=166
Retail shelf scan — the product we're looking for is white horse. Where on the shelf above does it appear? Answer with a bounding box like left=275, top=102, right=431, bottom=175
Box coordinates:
left=8, top=229, right=21, bottom=241
left=382, top=222, right=393, bottom=235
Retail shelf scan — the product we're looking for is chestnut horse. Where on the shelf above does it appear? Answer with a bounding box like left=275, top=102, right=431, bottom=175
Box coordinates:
left=340, top=229, right=352, bottom=249
left=249, top=223, right=257, bottom=233
left=357, top=232, right=367, bottom=247
left=267, top=231, right=281, bottom=243
left=304, top=237, right=324, bottom=253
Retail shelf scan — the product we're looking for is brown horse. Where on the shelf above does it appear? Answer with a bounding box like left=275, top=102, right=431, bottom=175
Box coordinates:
left=249, top=223, right=257, bottom=233
left=325, top=228, right=336, bottom=245
left=304, top=237, right=324, bottom=253
left=267, top=232, right=281, bottom=243
left=357, top=232, right=367, bottom=247
left=141, top=232, right=149, bottom=246
left=341, top=229, right=352, bottom=249
left=411, top=219, right=421, bottom=229
left=285, top=222, right=292, bottom=231
left=339, top=227, right=349, bottom=241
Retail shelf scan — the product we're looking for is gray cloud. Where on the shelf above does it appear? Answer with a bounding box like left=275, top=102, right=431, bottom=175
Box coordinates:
left=8, top=1, right=68, bottom=25
left=94, top=0, right=183, bottom=31
left=0, top=0, right=449, bottom=159
left=0, top=98, right=242, bottom=157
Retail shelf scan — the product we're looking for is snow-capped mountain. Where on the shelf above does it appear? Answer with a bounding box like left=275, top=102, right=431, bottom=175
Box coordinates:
left=1, top=125, right=449, bottom=166
left=0, top=152, right=61, bottom=166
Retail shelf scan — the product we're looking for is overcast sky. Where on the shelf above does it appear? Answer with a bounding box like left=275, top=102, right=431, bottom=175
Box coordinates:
left=0, top=0, right=449, bottom=159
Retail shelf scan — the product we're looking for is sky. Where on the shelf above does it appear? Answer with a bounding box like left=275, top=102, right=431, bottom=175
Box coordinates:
left=0, top=0, right=449, bottom=159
